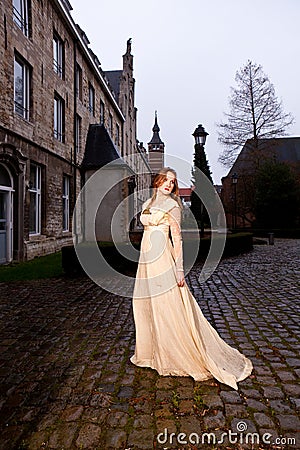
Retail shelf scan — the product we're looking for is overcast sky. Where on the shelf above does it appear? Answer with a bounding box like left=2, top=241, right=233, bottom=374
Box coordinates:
left=69, top=0, right=299, bottom=186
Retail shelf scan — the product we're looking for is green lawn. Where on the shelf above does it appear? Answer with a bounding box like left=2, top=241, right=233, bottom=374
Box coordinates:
left=0, top=252, right=63, bottom=282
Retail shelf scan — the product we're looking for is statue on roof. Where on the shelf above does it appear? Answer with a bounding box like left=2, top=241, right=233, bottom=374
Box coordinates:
left=126, top=38, right=132, bottom=54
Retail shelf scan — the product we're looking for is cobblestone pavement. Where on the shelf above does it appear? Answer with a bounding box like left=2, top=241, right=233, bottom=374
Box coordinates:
left=0, top=239, right=299, bottom=450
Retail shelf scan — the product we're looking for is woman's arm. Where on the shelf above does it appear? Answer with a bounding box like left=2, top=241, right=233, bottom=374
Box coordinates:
left=168, top=206, right=184, bottom=287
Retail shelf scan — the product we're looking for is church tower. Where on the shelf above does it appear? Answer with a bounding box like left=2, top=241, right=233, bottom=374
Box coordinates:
left=148, top=112, right=165, bottom=173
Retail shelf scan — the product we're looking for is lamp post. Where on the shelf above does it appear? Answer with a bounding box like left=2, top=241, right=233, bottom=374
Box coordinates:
left=193, top=124, right=208, bottom=147
left=192, top=124, right=209, bottom=238
left=231, top=172, right=238, bottom=230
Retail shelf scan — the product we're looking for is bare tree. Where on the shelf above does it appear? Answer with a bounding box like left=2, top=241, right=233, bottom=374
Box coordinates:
left=217, top=60, right=294, bottom=167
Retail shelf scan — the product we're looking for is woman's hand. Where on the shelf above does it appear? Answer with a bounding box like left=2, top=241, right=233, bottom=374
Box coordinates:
left=176, top=270, right=185, bottom=287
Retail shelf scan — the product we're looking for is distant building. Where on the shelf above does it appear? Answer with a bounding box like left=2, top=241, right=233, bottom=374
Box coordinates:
left=148, top=112, right=165, bottom=175
left=221, top=137, right=300, bottom=229
left=179, top=187, right=193, bottom=206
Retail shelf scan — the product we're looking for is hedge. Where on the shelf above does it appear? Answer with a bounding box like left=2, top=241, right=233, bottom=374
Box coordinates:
left=62, top=232, right=253, bottom=276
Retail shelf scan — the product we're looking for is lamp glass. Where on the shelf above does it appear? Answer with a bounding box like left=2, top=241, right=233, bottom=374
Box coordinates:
left=231, top=173, right=238, bottom=184
left=193, top=124, right=208, bottom=146
left=199, top=134, right=206, bottom=145
left=195, top=134, right=207, bottom=146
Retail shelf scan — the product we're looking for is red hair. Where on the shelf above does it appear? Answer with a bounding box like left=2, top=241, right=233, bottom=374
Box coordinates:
left=150, top=167, right=182, bottom=208
left=152, top=167, right=179, bottom=196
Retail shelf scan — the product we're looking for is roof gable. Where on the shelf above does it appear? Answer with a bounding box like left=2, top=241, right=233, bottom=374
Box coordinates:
left=227, top=137, right=300, bottom=177
left=81, top=124, right=124, bottom=169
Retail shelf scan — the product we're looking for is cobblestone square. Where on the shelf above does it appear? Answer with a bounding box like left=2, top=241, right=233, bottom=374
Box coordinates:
left=0, top=239, right=299, bottom=449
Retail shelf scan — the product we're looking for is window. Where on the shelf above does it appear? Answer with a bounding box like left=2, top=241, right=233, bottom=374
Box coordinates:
left=62, top=175, right=70, bottom=231
left=75, top=114, right=82, bottom=153
left=54, top=93, right=64, bottom=142
left=13, top=0, right=30, bottom=36
left=29, top=163, right=41, bottom=235
left=75, top=63, right=82, bottom=100
left=88, top=83, right=95, bottom=115
left=0, top=164, right=12, bottom=187
left=14, top=54, right=30, bottom=120
left=116, top=123, right=120, bottom=147
left=109, top=113, right=113, bottom=136
left=53, top=32, right=64, bottom=78
left=100, top=100, right=105, bottom=125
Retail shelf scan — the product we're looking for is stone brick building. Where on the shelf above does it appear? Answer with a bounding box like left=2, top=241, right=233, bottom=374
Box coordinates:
left=0, top=0, right=151, bottom=263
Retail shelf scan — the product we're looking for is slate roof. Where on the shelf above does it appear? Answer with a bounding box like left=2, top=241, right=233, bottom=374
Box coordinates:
left=148, top=114, right=163, bottom=145
left=81, top=124, right=125, bottom=169
left=274, top=137, right=300, bottom=163
left=104, top=70, right=122, bottom=100
left=226, top=137, right=300, bottom=177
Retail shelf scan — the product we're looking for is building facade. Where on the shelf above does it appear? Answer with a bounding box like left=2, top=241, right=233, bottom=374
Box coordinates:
left=0, top=0, right=151, bottom=263
left=221, top=138, right=300, bottom=229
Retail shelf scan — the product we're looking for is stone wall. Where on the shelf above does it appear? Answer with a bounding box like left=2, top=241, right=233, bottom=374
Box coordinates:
left=25, top=234, right=73, bottom=260
left=0, top=0, right=126, bottom=261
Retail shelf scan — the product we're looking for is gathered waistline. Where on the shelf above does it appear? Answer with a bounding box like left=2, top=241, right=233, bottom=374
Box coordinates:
left=144, top=224, right=169, bottom=231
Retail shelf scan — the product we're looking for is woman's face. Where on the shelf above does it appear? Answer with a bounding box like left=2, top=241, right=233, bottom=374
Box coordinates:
left=157, top=171, right=176, bottom=196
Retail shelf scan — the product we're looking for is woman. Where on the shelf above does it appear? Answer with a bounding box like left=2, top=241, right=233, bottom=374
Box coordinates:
left=130, top=167, right=252, bottom=390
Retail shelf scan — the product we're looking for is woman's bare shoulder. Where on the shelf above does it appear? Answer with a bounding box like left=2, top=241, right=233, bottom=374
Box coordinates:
left=167, top=196, right=182, bottom=210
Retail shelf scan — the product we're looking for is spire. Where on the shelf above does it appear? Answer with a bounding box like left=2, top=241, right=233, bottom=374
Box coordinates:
left=153, top=110, right=160, bottom=132
left=148, top=111, right=163, bottom=145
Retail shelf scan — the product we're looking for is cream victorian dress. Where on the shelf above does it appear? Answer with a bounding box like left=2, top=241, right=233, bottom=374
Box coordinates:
left=130, top=195, right=252, bottom=390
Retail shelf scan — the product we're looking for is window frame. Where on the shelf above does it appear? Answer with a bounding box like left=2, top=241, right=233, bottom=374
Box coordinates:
left=75, top=114, right=82, bottom=154
left=14, top=53, right=31, bottom=120
left=109, top=113, right=113, bottom=137
left=29, top=163, right=41, bottom=236
left=100, top=100, right=105, bottom=125
left=88, top=83, right=95, bottom=115
left=54, top=92, right=65, bottom=142
left=53, top=32, right=64, bottom=78
left=13, top=0, right=30, bottom=37
left=116, top=123, right=120, bottom=148
left=62, top=175, right=70, bottom=232
left=75, top=63, right=82, bottom=100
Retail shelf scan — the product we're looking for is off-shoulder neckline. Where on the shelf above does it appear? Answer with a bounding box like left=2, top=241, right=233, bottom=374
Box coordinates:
left=144, top=196, right=180, bottom=211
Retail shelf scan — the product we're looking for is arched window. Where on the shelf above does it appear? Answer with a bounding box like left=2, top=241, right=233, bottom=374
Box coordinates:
left=0, top=164, right=12, bottom=187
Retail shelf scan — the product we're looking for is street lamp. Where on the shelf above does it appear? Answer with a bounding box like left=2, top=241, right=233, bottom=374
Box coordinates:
left=231, top=172, right=238, bottom=230
left=192, top=124, right=209, bottom=146
left=192, top=124, right=209, bottom=238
